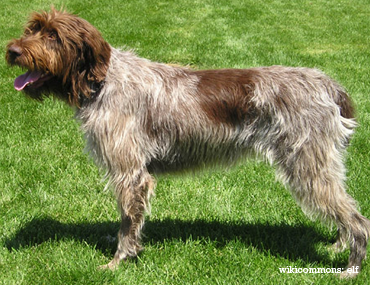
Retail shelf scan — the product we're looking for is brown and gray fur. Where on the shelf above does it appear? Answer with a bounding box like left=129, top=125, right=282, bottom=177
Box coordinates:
left=6, top=9, right=370, bottom=278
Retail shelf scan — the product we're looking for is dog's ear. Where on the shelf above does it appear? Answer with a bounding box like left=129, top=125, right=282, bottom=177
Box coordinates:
left=65, top=15, right=111, bottom=106
left=82, top=27, right=111, bottom=83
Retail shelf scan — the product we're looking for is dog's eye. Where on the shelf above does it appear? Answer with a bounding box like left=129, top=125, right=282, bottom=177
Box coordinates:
left=25, top=25, right=38, bottom=35
left=24, top=28, right=32, bottom=35
left=27, top=22, right=41, bottom=34
left=47, top=31, right=58, bottom=41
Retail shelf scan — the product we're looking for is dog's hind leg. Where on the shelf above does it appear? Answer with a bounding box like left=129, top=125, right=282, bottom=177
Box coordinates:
left=277, top=140, right=370, bottom=278
left=101, top=171, right=155, bottom=270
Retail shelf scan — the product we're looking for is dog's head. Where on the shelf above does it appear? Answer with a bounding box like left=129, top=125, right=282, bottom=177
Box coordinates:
left=6, top=8, right=111, bottom=106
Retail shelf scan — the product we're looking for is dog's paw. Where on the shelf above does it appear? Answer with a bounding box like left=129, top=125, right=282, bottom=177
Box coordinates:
left=339, top=269, right=359, bottom=279
left=98, top=260, right=119, bottom=271
left=328, top=241, right=347, bottom=253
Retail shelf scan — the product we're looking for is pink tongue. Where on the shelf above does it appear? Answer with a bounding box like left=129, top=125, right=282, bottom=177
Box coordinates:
left=14, top=70, right=42, bottom=91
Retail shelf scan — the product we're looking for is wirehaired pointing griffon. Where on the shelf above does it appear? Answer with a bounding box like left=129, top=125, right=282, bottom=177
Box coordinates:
left=6, top=9, right=370, bottom=278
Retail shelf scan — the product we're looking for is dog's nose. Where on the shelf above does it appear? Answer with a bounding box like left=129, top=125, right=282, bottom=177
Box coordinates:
left=8, top=44, right=23, bottom=57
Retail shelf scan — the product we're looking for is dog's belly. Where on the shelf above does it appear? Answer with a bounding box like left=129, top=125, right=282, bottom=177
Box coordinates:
left=146, top=137, right=252, bottom=174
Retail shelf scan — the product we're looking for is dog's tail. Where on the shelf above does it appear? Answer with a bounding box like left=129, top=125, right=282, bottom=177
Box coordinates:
left=329, top=82, right=357, bottom=146
left=335, top=88, right=355, bottom=120
left=318, top=70, right=355, bottom=120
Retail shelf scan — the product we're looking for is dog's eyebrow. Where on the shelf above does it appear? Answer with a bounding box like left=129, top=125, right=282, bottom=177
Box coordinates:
left=26, top=20, right=41, bottom=32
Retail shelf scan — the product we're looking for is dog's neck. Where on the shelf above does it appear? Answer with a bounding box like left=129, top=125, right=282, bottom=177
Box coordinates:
left=80, top=80, right=105, bottom=106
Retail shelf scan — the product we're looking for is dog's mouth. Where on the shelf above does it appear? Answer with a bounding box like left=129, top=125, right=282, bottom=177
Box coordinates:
left=14, top=70, right=53, bottom=91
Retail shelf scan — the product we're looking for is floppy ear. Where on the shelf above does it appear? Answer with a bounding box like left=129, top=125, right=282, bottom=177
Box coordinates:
left=65, top=16, right=111, bottom=106
left=82, top=23, right=111, bottom=82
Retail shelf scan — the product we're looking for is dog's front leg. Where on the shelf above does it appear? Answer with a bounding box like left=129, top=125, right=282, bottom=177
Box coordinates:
left=102, top=171, right=155, bottom=270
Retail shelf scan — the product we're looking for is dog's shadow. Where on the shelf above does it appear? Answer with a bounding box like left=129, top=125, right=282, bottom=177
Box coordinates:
left=4, top=216, right=343, bottom=266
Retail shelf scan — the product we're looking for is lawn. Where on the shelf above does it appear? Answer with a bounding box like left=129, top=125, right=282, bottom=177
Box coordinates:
left=1, top=0, right=370, bottom=284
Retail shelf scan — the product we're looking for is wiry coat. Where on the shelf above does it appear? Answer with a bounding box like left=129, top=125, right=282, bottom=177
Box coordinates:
left=6, top=9, right=370, bottom=278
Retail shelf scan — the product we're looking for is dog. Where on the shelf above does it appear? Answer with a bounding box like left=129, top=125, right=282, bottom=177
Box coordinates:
left=6, top=8, right=370, bottom=278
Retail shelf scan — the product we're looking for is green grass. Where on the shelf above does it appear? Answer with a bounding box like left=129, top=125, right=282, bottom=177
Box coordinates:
left=1, top=0, right=370, bottom=284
